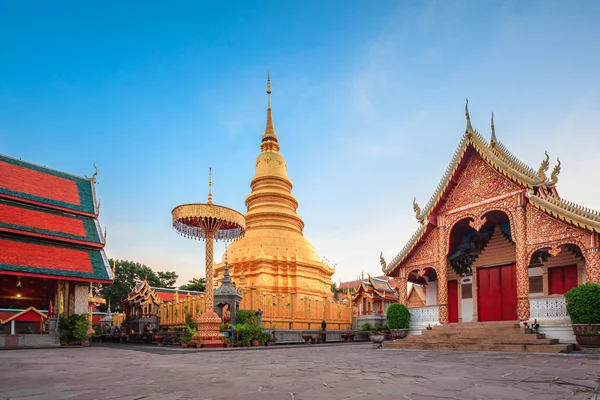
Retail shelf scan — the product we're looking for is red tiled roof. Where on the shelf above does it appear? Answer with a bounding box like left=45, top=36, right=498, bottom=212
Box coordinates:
left=0, top=155, right=96, bottom=216
left=0, top=236, right=111, bottom=282
left=0, top=200, right=102, bottom=246
left=151, top=287, right=203, bottom=302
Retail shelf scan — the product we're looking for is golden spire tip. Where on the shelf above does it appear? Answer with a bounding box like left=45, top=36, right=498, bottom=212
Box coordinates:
left=208, top=167, right=213, bottom=204
left=266, top=70, right=272, bottom=109
left=465, top=97, right=473, bottom=133
left=490, top=112, right=497, bottom=144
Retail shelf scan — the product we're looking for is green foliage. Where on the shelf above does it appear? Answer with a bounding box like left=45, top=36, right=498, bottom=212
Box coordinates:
left=360, top=323, right=373, bottom=331
left=259, top=332, right=271, bottom=345
left=236, top=310, right=249, bottom=325
left=180, top=278, right=206, bottom=292
left=565, top=283, right=600, bottom=324
left=386, top=303, right=411, bottom=330
left=95, top=259, right=179, bottom=312
left=180, top=335, right=192, bottom=344
left=59, top=314, right=90, bottom=342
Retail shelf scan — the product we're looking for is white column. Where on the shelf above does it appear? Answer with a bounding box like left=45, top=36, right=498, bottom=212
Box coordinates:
left=11, top=320, right=15, bottom=335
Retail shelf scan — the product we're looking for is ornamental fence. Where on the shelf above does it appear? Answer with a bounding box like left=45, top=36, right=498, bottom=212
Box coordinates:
left=155, top=290, right=353, bottom=330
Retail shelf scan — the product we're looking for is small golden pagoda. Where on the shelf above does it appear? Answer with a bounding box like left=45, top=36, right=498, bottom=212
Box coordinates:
left=214, top=73, right=336, bottom=323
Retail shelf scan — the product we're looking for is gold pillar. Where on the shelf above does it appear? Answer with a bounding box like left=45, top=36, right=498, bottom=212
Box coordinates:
left=205, top=232, right=215, bottom=312
left=514, top=203, right=530, bottom=321
left=290, top=290, right=296, bottom=329
left=398, top=276, right=407, bottom=306
left=437, top=227, right=449, bottom=324
left=585, top=233, right=600, bottom=283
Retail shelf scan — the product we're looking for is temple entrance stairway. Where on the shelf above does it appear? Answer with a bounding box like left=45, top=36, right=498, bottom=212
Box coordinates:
left=382, top=321, right=574, bottom=353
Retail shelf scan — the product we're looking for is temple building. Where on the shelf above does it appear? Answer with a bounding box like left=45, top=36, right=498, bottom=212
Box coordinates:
left=383, top=101, right=600, bottom=341
left=213, top=74, right=346, bottom=329
left=0, top=154, right=112, bottom=346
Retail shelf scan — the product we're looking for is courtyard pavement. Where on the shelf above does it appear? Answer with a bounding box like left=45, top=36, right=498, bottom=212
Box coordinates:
left=0, top=344, right=599, bottom=400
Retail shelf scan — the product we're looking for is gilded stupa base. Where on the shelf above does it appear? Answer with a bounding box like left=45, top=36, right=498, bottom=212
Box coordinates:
left=196, top=311, right=224, bottom=348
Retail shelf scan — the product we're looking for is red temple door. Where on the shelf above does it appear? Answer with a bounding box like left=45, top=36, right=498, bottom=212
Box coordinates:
left=447, top=280, right=459, bottom=323
left=478, top=264, right=517, bottom=321
left=549, top=265, right=578, bottom=294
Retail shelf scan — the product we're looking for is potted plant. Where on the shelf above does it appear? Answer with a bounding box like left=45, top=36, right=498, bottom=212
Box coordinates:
left=386, top=303, right=411, bottom=340
left=340, top=331, right=355, bottom=342
left=180, top=335, right=191, bottom=348
left=369, top=331, right=386, bottom=347
left=221, top=336, right=232, bottom=348
left=565, top=282, right=600, bottom=348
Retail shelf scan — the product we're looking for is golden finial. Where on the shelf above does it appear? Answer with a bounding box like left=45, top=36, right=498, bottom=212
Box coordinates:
left=208, top=167, right=213, bottom=204
left=550, top=158, right=561, bottom=186
left=413, top=198, right=423, bottom=223
left=380, top=252, right=387, bottom=272
left=111, top=259, right=117, bottom=277
left=465, top=98, right=473, bottom=133
left=537, top=151, right=550, bottom=182
left=261, top=70, right=279, bottom=151
left=267, top=69, right=272, bottom=109
left=490, top=112, right=497, bottom=145
left=86, top=163, right=98, bottom=184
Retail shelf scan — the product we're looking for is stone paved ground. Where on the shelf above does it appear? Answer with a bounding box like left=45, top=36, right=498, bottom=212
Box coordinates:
left=0, top=344, right=599, bottom=400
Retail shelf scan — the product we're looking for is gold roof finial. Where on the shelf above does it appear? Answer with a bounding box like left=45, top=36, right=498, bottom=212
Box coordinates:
left=261, top=70, right=279, bottom=151
left=490, top=112, right=497, bottom=145
left=267, top=69, right=272, bottom=109
left=413, top=198, right=424, bottom=223
left=208, top=167, right=213, bottom=204
left=550, top=158, right=561, bottom=186
left=465, top=98, right=473, bottom=133
left=537, top=151, right=550, bottom=182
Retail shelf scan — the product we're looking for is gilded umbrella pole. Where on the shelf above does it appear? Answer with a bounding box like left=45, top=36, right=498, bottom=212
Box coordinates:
left=205, top=232, right=215, bottom=311
left=172, top=169, right=245, bottom=348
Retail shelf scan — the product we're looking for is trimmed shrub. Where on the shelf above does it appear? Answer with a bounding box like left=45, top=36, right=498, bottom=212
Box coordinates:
left=565, top=283, right=600, bottom=324
left=386, top=303, right=411, bottom=330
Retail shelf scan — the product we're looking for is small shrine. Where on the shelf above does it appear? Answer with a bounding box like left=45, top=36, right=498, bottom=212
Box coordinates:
left=121, top=280, right=162, bottom=334
left=214, top=264, right=242, bottom=324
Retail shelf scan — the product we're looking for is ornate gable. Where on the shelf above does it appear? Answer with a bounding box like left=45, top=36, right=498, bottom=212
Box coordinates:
left=440, top=152, right=521, bottom=213
left=403, top=229, right=437, bottom=269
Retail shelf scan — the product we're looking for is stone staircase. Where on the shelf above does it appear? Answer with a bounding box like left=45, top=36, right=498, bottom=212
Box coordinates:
left=382, top=321, right=574, bottom=353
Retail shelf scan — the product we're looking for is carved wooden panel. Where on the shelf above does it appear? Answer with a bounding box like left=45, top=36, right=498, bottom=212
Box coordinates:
left=440, top=153, right=521, bottom=213
left=403, top=229, right=438, bottom=268
left=526, top=205, right=587, bottom=250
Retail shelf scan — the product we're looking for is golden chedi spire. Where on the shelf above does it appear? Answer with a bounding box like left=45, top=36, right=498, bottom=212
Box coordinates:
left=214, top=72, right=333, bottom=300
left=261, top=70, right=280, bottom=152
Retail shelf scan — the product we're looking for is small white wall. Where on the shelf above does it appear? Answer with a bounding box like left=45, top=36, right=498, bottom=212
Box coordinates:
left=426, top=281, right=437, bottom=305
left=461, top=299, right=473, bottom=322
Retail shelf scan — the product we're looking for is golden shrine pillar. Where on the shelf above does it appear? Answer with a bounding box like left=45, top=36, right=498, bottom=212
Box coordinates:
left=586, top=233, right=600, bottom=283
left=514, top=199, right=530, bottom=321
left=397, top=276, right=407, bottom=306
left=437, top=227, right=449, bottom=324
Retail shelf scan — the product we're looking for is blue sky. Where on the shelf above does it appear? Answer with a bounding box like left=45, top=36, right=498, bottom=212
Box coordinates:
left=1, top=1, right=599, bottom=286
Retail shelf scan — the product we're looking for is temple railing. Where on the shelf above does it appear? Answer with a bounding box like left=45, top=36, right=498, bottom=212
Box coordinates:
left=409, top=305, right=439, bottom=326
left=529, top=295, right=569, bottom=320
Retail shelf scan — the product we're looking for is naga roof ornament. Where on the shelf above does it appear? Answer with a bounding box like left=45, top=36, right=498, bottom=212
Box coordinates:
left=537, top=151, right=550, bottom=183
left=413, top=198, right=424, bottom=223
left=549, top=158, right=561, bottom=186
left=490, top=112, right=497, bottom=146
left=465, top=98, right=473, bottom=134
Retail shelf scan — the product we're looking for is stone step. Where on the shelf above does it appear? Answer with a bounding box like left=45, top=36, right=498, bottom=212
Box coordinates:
left=427, top=326, right=530, bottom=334
left=420, top=330, right=540, bottom=339
left=382, top=341, right=574, bottom=353
left=406, top=337, right=559, bottom=345
left=440, top=321, right=521, bottom=329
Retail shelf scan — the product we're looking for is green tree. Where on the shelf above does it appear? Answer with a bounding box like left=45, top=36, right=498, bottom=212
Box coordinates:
left=95, top=259, right=178, bottom=312
left=180, top=278, right=206, bottom=292
left=157, top=271, right=178, bottom=288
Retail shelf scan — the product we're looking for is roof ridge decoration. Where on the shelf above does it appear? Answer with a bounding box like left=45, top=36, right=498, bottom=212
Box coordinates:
left=537, top=151, right=550, bottom=183
left=526, top=190, right=600, bottom=233
left=85, top=164, right=98, bottom=185
left=549, top=158, right=561, bottom=186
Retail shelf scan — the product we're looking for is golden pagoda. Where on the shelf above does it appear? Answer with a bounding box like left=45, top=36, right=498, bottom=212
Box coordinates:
left=214, top=73, right=340, bottom=327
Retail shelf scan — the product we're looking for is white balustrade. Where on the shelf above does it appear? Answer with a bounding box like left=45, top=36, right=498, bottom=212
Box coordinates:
left=409, top=305, right=439, bottom=325
left=529, top=295, right=569, bottom=320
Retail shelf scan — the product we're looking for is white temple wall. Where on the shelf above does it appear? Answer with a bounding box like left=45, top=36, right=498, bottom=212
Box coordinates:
left=426, top=281, right=437, bottom=305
